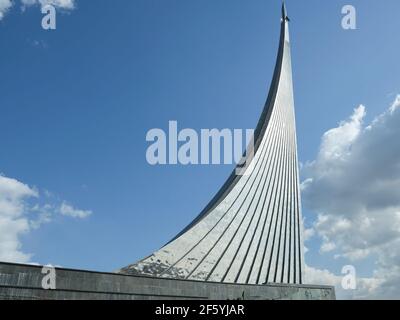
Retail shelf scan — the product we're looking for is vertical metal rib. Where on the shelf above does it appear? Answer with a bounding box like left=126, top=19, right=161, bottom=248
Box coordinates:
left=218, top=88, right=287, bottom=283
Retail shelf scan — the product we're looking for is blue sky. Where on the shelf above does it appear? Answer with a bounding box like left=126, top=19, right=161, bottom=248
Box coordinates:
left=1, top=0, right=400, bottom=299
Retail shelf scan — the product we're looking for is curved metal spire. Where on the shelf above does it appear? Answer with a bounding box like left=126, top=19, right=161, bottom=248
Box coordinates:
left=120, top=4, right=304, bottom=285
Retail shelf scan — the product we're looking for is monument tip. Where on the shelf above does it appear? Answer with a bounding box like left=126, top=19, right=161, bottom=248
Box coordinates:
left=282, top=2, right=290, bottom=22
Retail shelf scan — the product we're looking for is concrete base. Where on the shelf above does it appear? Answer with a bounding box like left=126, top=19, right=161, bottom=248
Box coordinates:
left=0, top=262, right=335, bottom=300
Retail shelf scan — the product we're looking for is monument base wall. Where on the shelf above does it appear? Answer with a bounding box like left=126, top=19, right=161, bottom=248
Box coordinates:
left=0, top=262, right=335, bottom=300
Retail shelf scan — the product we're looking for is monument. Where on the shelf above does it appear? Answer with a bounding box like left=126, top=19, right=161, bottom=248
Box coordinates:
left=0, top=3, right=335, bottom=300
left=120, top=3, right=303, bottom=286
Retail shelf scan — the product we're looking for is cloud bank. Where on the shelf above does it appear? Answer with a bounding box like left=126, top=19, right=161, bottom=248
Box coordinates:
left=0, top=173, right=92, bottom=264
left=305, top=264, right=381, bottom=300
left=302, top=95, right=400, bottom=299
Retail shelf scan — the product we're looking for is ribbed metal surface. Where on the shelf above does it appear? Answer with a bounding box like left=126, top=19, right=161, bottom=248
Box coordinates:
left=121, top=4, right=304, bottom=285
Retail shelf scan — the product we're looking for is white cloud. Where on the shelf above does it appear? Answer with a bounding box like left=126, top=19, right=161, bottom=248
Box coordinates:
left=303, top=227, right=315, bottom=241
left=30, top=203, right=53, bottom=229
left=0, top=174, right=37, bottom=263
left=0, top=0, right=13, bottom=20
left=21, top=0, right=75, bottom=10
left=302, top=95, right=400, bottom=299
left=320, top=241, right=336, bottom=253
left=60, top=201, right=91, bottom=219
left=305, top=265, right=381, bottom=300
left=0, top=173, right=92, bottom=263
left=1, top=0, right=75, bottom=20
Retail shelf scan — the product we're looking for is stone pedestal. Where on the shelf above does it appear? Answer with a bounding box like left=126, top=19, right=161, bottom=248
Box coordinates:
left=0, top=262, right=335, bottom=300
